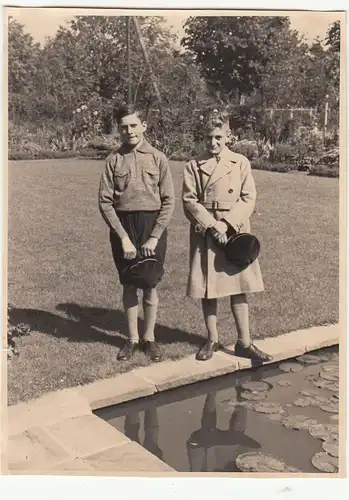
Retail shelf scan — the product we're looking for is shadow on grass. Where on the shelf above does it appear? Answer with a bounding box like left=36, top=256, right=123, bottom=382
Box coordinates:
left=9, top=302, right=205, bottom=349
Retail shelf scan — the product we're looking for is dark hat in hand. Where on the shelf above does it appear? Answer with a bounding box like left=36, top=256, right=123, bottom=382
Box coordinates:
left=224, top=233, right=261, bottom=271
left=120, top=257, right=164, bottom=289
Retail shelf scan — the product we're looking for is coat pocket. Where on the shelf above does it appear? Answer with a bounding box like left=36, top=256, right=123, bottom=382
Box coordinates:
left=113, top=169, right=130, bottom=194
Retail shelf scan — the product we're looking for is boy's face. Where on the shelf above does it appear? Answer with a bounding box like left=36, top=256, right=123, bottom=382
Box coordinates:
left=118, top=113, right=147, bottom=146
left=204, top=124, right=230, bottom=155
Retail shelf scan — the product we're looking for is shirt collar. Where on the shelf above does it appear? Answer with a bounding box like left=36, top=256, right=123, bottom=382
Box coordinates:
left=197, top=147, right=237, bottom=165
left=119, top=139, right=154, bottom=155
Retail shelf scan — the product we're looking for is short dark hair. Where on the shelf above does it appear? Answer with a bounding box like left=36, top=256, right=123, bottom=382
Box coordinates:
left=114, top=104, right=145, bottom=124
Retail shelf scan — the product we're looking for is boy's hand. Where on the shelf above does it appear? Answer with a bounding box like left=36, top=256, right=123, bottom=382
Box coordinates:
left=121, top=236, right=137, bottom=260
left=210, top=220, right=228, bottom=245
left=141, top=236, right=158, bottom=257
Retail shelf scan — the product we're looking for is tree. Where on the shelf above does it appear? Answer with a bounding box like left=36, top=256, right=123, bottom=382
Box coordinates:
left=8, top=17, right=41, bottom=121
left=326, top=21, right=340, bottom=52
left=181, top=16, right=293, bottom=102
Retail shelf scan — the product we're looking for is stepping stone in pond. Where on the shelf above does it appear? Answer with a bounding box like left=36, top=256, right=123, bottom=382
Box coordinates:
left=312, top=452, right=338, bottom=473
left=320, top=402, right=339, bottom=413
left=282, top=415, right=318, bottom=430
left=276, top=380, right=292, bottom=387
left=240, top=390, right=269, bottom=401
left=253, top=402, right=284, bottom=414
left=296, top=354, right=322, bottom=365
left=279, top=362, right=304, bottom=373
left=236, top=452, right=288, bottom=472
left=240, top=381, right=273, bottom=392
left=322, top=439, right=339, bottom=458
left=308, top=423, right=338, bottom=441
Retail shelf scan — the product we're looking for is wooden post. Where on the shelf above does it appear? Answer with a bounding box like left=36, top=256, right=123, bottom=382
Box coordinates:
left=324, top=95, right=329, bottom=142
left=126, top=17, right=132, bottom=105
left=132, top=17, right=164, bottom=124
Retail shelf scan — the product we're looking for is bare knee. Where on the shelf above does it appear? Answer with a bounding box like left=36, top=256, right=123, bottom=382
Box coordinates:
left=230, top=293, right=247, bottom=307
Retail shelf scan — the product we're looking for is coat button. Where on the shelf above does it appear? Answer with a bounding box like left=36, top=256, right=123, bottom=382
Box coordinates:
left=228, top=188, right=233, bottom=193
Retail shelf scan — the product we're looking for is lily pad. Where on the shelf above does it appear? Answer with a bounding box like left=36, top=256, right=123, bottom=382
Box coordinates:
left=285, top=466, right=301, bottom=473
left=308, top=423, right=338, bottom=441
left=279, top=362, right=304, bottom=373
left=298, top=391, right=329, bottom=406
left=276, top=380, right=292, bottom=387
left=236, top=452, right=288, bottom=472
left=296, top=354, right=322, bottom=365
left=282, top=415, right=318, bottom=430
left=240, top=381, right=273, bottom=392
left=253, top=402, right=284, bottom=414
left=240, top=390, right=268, bottom=401
left=312, top=379, right=339, bottom=392
left=320, top=402, right=339, bottom=413
left=330, top=414, right=339, bottom=422
left=322, top=440, right=339, bottom=458
left=293, top=397, right=313, bottom=407
left=267, top=411, right=288, bottom=423
left=321, top=363, right=339, bottom=373
left=319, top=352, right=339, bottom=362
left=312, top=452, right=338, bottom=473
left=320, top=371, right=339, bottom=382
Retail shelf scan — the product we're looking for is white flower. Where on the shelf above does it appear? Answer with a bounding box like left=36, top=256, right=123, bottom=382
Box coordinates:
left=81, top=105, right=87, bottom=110
left=213, top=109, right=218, bottom=112
left=72, top=111, right=76, bottom=114
left=76, top=108, right=81, bottom=113
left=93, top=111, right=98, bottom=116
left=199, top=115, right=204, bottom=121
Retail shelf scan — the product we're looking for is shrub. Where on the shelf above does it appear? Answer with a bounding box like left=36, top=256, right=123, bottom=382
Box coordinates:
left=308, top=164, right=339, bottom=178
left=269, top=142, right=298, bottom=163
left=7, top=305, right=31, bottom=360
left=251, top=158, right=297, bottom=173
left=232, top=140, right=259, bottom=161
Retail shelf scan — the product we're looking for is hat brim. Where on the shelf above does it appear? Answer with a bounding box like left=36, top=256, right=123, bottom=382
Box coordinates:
left=224, top=233, right=261, bottom=271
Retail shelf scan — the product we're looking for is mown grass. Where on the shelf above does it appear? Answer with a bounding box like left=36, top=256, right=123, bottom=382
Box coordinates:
left=7, top=159, right=339, bottom=405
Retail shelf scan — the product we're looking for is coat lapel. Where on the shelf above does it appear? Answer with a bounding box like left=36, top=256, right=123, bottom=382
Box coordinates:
left=205, top=156, right=233, bottom=188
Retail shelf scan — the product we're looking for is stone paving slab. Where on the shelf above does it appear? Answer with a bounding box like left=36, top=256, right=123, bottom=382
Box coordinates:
left=7, top=426, right=70, bottom=472
left=84, top=441, right=174, bottom=472
left=7, top=388, right=91, bottom=437
left=133, top=351, right=239, bottom=392
left=45, top=414, right=130, bottom=458
left=77, top=372, right=155, bottom=410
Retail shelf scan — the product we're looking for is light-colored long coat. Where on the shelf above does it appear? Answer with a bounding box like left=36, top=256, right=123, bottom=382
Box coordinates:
left=182, top=147, right=264, bottom=299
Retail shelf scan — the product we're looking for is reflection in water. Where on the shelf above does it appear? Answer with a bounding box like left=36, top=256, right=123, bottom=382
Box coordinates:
left=187, top=388, right=261, bottom=472
left=124, top=402, right=164, bottom=460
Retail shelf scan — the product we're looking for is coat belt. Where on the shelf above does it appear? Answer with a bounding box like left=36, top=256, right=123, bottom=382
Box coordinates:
left=199, top=200, right=232, bottom=210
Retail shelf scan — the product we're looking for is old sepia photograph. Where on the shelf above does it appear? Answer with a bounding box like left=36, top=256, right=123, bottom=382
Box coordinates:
left=2, top=6, right=346, bottom=478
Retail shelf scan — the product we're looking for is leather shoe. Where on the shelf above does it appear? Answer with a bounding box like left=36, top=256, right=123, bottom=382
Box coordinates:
left=234, top=342, right=273, bottom=362
left=196, top=341, right=221, bottom=361
left=143, top=341, right=161, bottom=362
left=117, top=341, right=138, bottom=361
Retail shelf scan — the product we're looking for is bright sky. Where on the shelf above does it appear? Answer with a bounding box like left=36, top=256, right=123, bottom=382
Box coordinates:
left=8, top=8, right=340, bottom=45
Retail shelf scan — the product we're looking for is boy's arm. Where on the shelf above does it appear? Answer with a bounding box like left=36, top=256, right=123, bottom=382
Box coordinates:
left=182, top=161, right=218, bottom=233
left=221, top=157, right=257, bottom=232
left=98, top=156, right=128, bottom=239
left=150, top=155, right=175, bottom=239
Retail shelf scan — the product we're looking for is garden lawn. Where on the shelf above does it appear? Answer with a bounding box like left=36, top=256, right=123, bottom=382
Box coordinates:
left=7, top=159, right=339, bottom=405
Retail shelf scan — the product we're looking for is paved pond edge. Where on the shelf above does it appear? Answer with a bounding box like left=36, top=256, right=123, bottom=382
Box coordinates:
left=4, top=323, right=341, bottom=476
